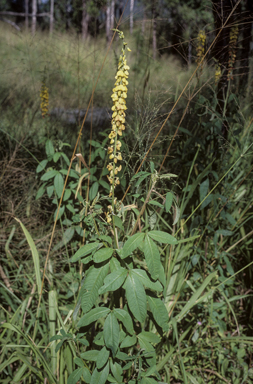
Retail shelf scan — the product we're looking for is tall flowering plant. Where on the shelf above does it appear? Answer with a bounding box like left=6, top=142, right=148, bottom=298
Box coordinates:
left=63, top=29, right=178, bottom=384
left=106, top=30, right=130, bottom=227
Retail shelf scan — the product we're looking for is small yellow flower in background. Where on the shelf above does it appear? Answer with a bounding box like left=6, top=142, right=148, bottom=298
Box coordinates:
left=228, top=24, right=238, bottom=81
left=105, top=29, right=130, bottom=224
left=196, top=30, right=206, bottom=74
left=215, top=64, right=221, bottom=85
left=40, top=81, right=49, bottom=118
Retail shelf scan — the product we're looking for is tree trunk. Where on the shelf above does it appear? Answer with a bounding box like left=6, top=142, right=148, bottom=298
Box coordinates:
left=110, top=0, right=115, bottom=31
left=66, top=0, right=71, bottom=30
left=32, top=0, right=37, bottom=35
left=239, top=0, right=253, bottom=90
left=50, top=0, right=54, bottom=34
left=152, top=2, right=158, bottom=59
left=130, top=0, right=134, bottom=34
left=106, top=0, right=111, bottom=43
left=82, top=0, right=90, bottom=40
left=142, top=8, right=146, bottom=35
left=25, top=0, right=29, bottom=30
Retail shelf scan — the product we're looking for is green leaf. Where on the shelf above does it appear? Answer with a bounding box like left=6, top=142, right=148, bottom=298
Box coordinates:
left=143, top=236, right=160, bottom=280
left=90, top=363, right=109, bottom=384
left=63, top=189, right=71, bottom=201
left=138, top=331, right=160, bottom=344
left=81, top=264, right=110, bottom=313
left=82, top=367, right=91, bottom=383
left=110, top=258, right=121, bottom=272
left=80, top=350, right=99, bottom=361
left=216, top=229, right=233, bottom=236
left=124, top=273, right=147, bottom=323
left=116, top=351, right=133, bottom=361
left=148, top=230, right=178, bottom=245
left=99, top=180, right=110, bottom=191
left=41, top=169, right=58, bottom=181
left=47, top=185, right=54, bottom=198
left=93, top=248, right=114, bottom=263
left=148, top=200, right=164, bottom=208
left=137, top=335, right=155, bottom=353
left=110, top=361, right=123, bottom=382
left=78, top=307, right=110, bottom=327
left=141, top=378, right=158, bottom=384
left=54, top=206, right=65, bottom=221
left=97, top=347, right=110, bottom=369
left=120, top=334, right=137, bottom=348
left=89, top=181, right=99, bottom=201
left=132, top=172, right=151, bottom=187
left=199, top=178, right=209, bottom=202
left=46, top=139, right=54, bottom=157
left=70, top=242, right=100, bottom=262
left=67, top=368, right=83, bottom=384
left=14, top=218, right=41, bottom=296
left=54, top=173, right=64, bottom=198
left=114, top=216, right=124, bottom=231
left=114, top=308, right=134, bottom=335
left=53, top=152, right=62, bottom=162
left=123, top=233, right=145, bottom=258
left=52, top=227, right=75, bottom=251
left=36, top=159, right=48, bottom=173
left=147, top=295, right=169, bottom=331
left=36, top=185, right=45, bottom=200
left=104, top=313, right=119, bottom=357
left=165, top=192, right=173, bottom=212
left=131, top=269, right=162, bottom=291
left=99, top=235, right=112, bottom=244
left=99, top=268, right=128, bottom=294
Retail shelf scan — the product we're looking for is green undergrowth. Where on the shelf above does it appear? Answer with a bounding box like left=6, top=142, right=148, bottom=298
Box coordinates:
left=1, top=24, right=253, bottom=384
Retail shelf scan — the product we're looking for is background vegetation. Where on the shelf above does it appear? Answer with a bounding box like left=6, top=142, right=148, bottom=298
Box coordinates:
left=1, top=1, right=253, bottom=383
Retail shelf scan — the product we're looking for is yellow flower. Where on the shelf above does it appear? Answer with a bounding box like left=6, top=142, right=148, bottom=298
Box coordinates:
left=40, top=82, right=49, bottom=118
left=105, top=30, right=130, bottom=207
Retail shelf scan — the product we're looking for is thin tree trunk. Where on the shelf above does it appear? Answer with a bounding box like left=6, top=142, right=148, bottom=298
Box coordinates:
left=66, top=0, right=71, bottom=30
left=239, top=0, right=253, bottom=90
left=106, top=0, right=111, bottom=43
left=25, top=0, right=29, bottom=30
left=142, top=8, right=146, bottom=35
left=50, top=0, right=54, bottom=34
left=110, top=0, right=115, bottom=31
left=118, top=0, right=123, bottom=19
left=152, top=2, right=158, bottom=59
left=82, top=0, right=90, bottom=40
left=130, top=0, right=134, bottom=34
left=32, top=0, right=37, bottom=35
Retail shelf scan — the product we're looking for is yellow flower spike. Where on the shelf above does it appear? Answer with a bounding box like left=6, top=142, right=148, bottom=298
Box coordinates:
left=40, top=81, right=49, bottom=118
left=196, top=29, right=206, bottom=75
left=106, top=30, right=130, bottom=222
left=227, top=24, right=238, bottom=81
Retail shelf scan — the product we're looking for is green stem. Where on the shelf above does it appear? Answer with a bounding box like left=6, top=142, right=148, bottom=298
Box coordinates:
left=111, top=132, right=119, bottom=248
